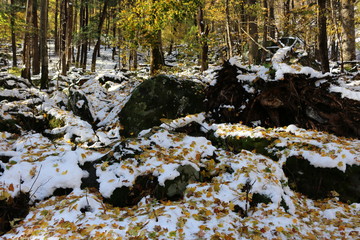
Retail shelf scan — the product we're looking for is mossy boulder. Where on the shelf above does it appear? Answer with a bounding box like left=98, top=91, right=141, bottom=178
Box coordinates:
left=155, top=165, right=200, bottom=200
left=106, top=165, right=200, bottom=207
left=283, top=156, right=360, bottom=203
left=209, top=134, right=277, bottom=160
left=119, top=75, right=206, bottom=137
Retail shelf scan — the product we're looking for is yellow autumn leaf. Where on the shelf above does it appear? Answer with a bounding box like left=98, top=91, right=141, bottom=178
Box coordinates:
left=213, top=183, right=221, bottom=192
left=229, top=201, right=235, bottom=211
left=108, top=179, right=115, bottom=183
left=81, top=153, right=86, bottom=159
left=276, top=226, right=284, bottom=232
left=337, top=161, right=344, bottom=167
left=61, top=170, right=68, bottom=175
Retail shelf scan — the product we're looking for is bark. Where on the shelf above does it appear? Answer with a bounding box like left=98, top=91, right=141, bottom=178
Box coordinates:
left=54, top=0, right=59, bottom=55
left=268, top=0, right=275, bottom=39
left=40, top=0, right=49, bottom=89
left=247, top=0, right=258, bottom=65
left=80, top=0, right=89, bottom=70
left=318, top=0, right=330, bottom=73
left=31, top=0, right=40, bottom=75
left=60, top=0, right=67, bottom=75
left=197, top=5, right=209, bottom=72
left=65, top=0, right=73, bottom=70
left=340, top=0, right=356, bottom=62
left=10, top=0, right=17, bottom=67
left=21, top=0, right=33, bottom=80
left=225, top=0, right=233, bottom=59
left=150, top=30, right=165, bottom=75
left=91, top=0, right=109, bottom=72
left=129, top=48, right=137, bottom=70
left=261, top=0, right=268, bottom=62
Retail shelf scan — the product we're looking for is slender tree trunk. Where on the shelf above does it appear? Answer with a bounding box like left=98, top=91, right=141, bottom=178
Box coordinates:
left=65, top=0, right=73, bottom=70
left=268, top=0, right=275, bottom=39
left=40, top=0, right=49, bottom=89
left=91, top=0, right=109, bottom=72
left=261, top=0, right=269, bottom=62
left=150, top=30, right=165, bottom=75
left=80, top=0, right=89, bottom=70
left=21, top=0, right=33, bottom=80
left=247, top=0, right=258, bottom=64
left=225, top=0, right=233, bottom=59
left=60, top=0, right=68, bottom=75
left=197, top=5, right=209, bottom=72
left=10, top=0, right=17, bottom=67
left=318, top=0, right=330, bottom=73
left=340, top=0, right=356, bottom=62
left=32, top=0, right=40, bottom=75
left=54, top=0, right=59, bottom=55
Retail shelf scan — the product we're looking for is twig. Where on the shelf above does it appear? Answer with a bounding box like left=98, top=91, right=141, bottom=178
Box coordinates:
left=240, top=27, right=271, bottom=54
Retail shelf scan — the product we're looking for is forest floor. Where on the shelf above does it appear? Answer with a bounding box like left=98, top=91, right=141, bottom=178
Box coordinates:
left=0, top=46, right=360, bottom=239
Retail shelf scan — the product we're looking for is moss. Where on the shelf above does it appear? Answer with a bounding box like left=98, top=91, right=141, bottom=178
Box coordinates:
left=7, top=67, right=22, bottom=77
left=209, top=133, right=278, bottom=160
left=47, top=115, right=65, bottom=129
left=119, top=75, right=206, bottom=137
left=283, top=156, right=360, bottom=203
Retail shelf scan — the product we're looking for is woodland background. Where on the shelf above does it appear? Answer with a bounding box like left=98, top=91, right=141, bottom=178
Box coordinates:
left=0, top=0, right=359, bottom=81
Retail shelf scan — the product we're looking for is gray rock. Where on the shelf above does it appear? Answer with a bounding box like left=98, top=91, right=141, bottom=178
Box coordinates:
left=119, top=75, right=205, bottom=137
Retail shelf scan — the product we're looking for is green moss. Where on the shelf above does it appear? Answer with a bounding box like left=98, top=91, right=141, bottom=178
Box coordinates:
left=8, top=67, right=22, bottom=77
left=47, top=115, right=65, bottom=129
left=209, top=133, right=278, bottom=160
left=119, top=75, right=206, bottom=137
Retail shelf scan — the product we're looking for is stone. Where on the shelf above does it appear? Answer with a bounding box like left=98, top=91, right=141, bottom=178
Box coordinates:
left=283, top=156, right=360, bottom=203
left=68, top=88, right=94, bottom=125
left=119, top=75, right=206, bottom=137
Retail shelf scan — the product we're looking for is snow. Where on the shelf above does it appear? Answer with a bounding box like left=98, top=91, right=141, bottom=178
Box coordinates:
left=1, top=46, right=360, bottom=239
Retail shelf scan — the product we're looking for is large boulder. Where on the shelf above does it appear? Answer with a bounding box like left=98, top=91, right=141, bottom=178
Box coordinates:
left=119, top=75, right=206, bottom=137
left=283, top=156, right=360, bottom=203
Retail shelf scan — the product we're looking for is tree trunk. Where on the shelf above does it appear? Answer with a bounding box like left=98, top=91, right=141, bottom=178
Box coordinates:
left=32, top=0, right=40, bottom=75
left=318, top=0, right=330, bottom=73
left=40, top=0, right=49, bottom=89
left=60, top=0, right=67, bottom=75
left=225, top=0, right=233, bottom=59
left=54, top=0, right=59, bottom=55
left=21, top=0, right=33, bottom=80
left=80, top=0, right=89, bottom=70
left=340, top=0, right=356, bottom=62
left=10, top=0, right=17, bottom=67
left=268, top=0, right=275, bottom=39
left=150, top=30, right=164, bottom=75
left=247, top=0, right=258, bottom=65
left=91, top=0, right=109, bottom=72
left=261, top=0, right=269, bottom=62
left=65, top=0, right=73, bottom=71
left=197, top=5, right=209, bottom=72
